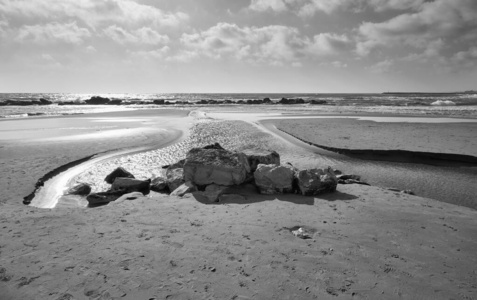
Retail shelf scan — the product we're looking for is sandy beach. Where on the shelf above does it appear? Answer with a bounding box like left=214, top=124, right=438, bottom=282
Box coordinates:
left=1, top=108, right=476, bottom=299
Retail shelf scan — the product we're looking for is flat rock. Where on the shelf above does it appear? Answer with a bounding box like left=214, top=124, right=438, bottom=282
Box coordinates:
left=254, top=164, right=295, bottom=194
left=243, top=149, right=280, bottom=172
left=295, top=168, right=338, bottom=196
left=86, top=191, right=125, bottom=206
left=104, top=167, right=135, bottom=184
left=170, top=181, right=197, bottom=197
left=111, top=178, right=151, bottom=195
left=183, top=148, right=250, bottom=186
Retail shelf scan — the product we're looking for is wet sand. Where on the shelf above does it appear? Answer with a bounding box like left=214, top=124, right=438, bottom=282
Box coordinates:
left=1, top=108, right=476, bottom=299
left=0, top=109, right=191, bottom=205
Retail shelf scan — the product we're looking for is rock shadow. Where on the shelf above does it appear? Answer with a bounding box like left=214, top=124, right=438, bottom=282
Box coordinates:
left=191, top=188, right=358, bottom=206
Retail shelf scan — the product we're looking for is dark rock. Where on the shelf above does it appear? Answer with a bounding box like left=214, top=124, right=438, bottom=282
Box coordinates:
left=183, top=148, right=250, bottom=186
left=111, top=178, right=151, bottom=195
left=310, top=100, right=327, bottom=105
left=6, top=100, right=40, bottom=106
left=243, top=150, right=280, bottom=172
left=237, top=100, right=245, bottom=104
left=85, top=96, right=110, bottom=105
left=86, top=190, right=125, bottom=206
left=104, top=167, right=135, bottom=184
left=39, top=98, right=53, bottom=105
left=338, top=179, right=370, bottom=185
left=108, top=99, right=122, bottom=105
left=263, top=97, right=272, bottom=103
left=154, top=99, right=165, bottom=105
left=295, top=168, right=338, bottom=196
left=202, top=143, right=225, bottom=150
left=58, top=101, right=82, bottom=105
left=151, top=176, right=168, bottom=192
left=254, top=164, right=295, bottom=194
left=66, top=183, right=91, bottom=196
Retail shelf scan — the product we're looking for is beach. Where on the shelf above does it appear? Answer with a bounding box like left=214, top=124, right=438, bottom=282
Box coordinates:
left=1, top=107, right=476, bottom=299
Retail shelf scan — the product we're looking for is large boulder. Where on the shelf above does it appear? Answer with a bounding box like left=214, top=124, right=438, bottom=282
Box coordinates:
left=66, top=183, right=91, bottom=196
left=111, top=178, right=151, bottom=195
left=295, top=168, right=338, bottom=196
left=104, top=167, right=135, bottom=184
left=243, top=150, right=280, bottom=172
left=166, top=168, right=185, bottom=192
left=183, top=148, right=250, bottom=186
left=254, top=164, right=295, bottom=194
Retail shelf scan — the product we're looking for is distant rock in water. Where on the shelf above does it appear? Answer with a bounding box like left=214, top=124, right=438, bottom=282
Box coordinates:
left=309, top=100, right=327, bottom=105
left=39, top=98, right=53, bottom=105
left=85, top=96, right=110, bottom=105
left=108, top=99, right=122, bottom=105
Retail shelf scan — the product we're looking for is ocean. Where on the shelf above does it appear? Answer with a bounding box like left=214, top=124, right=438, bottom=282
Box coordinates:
left=1, top=92, right=477, bottom=118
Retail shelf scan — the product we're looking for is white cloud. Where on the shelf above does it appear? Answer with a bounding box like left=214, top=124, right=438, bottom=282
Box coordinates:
left=249, top=0, right=289, bottom=12
left=249, top=0, right=426, bottom=16
left=367, top=0, right=425, bottom=12
left=450, top=47, right=477, bottom=70
left=179, top=22, right=350, bottom=65
left=305, top=33, right=351, bottom=56
left=0, top=18, right=8, bottom=37
left=0, top=0, right=189, bottom=29
left=357, top=0, right=477, bottom=55
left=369, top=59, right=394, bottom=73
left=16, top=22, right=91, bottom=44
left=129, top=46, right=171, bottom=60
left=181, top=23, right=305, bottom=64
left=103, top=26, right=170, bottom=45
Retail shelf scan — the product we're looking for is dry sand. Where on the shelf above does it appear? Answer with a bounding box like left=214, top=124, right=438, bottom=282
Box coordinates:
left=1, top=108, right=476, bottom=299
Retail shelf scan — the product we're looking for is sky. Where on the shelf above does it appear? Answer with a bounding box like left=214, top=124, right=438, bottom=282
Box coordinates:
left=0, top=0, right=476, bottom=93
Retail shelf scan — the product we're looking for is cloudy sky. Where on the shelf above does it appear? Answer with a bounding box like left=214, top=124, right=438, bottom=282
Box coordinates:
left=0, top=0, right=476, bottom=93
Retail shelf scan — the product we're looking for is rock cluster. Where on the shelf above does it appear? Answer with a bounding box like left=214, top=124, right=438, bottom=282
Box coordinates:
left=0, top=96, right=328, bottom=106
left=75, top=143, right=339, bottom=207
